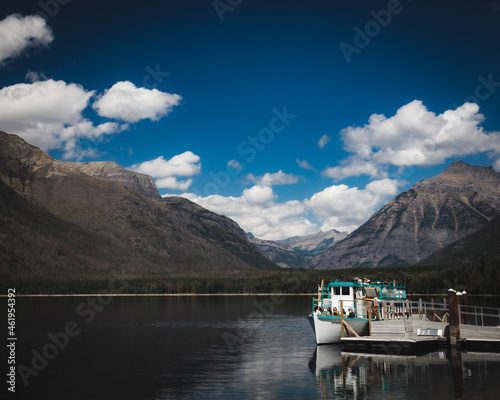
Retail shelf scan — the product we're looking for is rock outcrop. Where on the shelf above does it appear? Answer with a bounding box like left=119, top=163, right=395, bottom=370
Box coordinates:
left=74, top=162, right=159, bottom=199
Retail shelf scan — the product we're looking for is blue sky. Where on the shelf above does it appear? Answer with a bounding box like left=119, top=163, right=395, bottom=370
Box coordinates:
left=1, top=0, right=500, bottom=239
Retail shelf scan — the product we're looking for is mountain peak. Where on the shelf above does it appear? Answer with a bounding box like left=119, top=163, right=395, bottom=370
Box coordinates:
left=441, top=160, right=495, bottom=176
left=417, top=161, right=500, bottom=193
left=443, top=160, right=470, bottom=172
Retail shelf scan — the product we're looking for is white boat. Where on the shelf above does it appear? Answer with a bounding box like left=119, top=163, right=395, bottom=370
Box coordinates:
left=308, top=278, right=407, bottom=344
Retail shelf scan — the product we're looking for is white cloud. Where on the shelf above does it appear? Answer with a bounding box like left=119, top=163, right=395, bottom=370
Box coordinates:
left=323, top=158, right=382, bottom=180
left=92, top=81, right=181, bottom=123
left=156, top=177, right=194, bottom=191
left=175, top=178, right=403, bottom=240
left=129, top=152, right=201, bottom=190
left=494, top=158, right=500, bottom=172
left=178, top=186, right=315, bottom=240
left=0, top=14, right=53, bottom=65
left=297, top=159, right=314, bottom=170
left=246, top=170, right=299, bottom=186
left=0, top=79, right=126, bottom=159
left=304, top=179, right=404, bottom=232
left=317, top=134, right=330, bottom=149
left=25, top=70, right=48, bottom=83
left=243, top=185, right=276, bottom=204
left=327, top=100, right=500, bottom=179
left=227, top=159, right=243, bottom=171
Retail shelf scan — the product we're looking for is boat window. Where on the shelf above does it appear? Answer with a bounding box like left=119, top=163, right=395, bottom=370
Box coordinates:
left=364, top=288, right=377, bottom=298
left=333, top=287, right=350, bottom=296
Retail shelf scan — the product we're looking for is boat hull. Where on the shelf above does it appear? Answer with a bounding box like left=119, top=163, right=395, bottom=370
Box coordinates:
left=308, top=313, right=369, bottom=345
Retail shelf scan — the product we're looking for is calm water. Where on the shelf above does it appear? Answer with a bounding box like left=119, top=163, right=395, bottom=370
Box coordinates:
left=9, top=295, right=500, bottom=399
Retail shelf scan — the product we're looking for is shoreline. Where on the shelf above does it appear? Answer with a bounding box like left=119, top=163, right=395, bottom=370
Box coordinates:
left=1, top=293, right=317, bottom=297
left=2, top=293, right=499, bottom=297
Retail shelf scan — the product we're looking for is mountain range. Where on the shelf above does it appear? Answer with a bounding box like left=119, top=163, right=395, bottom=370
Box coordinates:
left=2, top=130, right=500, bottom=283
left=248, top=229, right=347, bottom=268
left=309, top=161, right=500, bottom=269
left=0, top=131, right=277, bottom=283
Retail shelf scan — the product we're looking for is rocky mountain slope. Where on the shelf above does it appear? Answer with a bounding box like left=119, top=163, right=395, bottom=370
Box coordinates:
left=0, top=131, right=277, bottom=279
left=73, top=161, right=159, bottom=199
left=419, top=213, right=500, bottom=265
left=249, top=229, right=347, bottom=268
left=309, top=161, right=500, bottom=269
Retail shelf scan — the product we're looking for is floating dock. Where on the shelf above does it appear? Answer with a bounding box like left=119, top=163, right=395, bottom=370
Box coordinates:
left=340, top=290, right=500, bottom=354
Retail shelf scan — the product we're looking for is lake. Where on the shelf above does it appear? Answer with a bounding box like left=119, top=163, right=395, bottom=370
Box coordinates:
left=10, top=295, right=500, bottom=399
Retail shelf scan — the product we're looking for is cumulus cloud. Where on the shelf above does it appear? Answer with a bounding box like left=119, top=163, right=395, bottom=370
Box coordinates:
left=246, top=170, right=299, bottom=186
left=323, top=158, right=381, bottom=180
left=129, top=152, right=201, bottom=190
left=326, top=100, right=500, bottom=179
left=92, top=81, right=181, bottom=123
left=0, top=14, right=53, bottom=65
left=317, top=134, right=330, bottom=149
left=304, top=178, right=404, bottom=232
left=494, top=158, right=500, bottom=172
left=296, top=158, right=315, bottom=170
left=25, top=70, right=48, bottom=83
left=156, top=177, right=194, bottom=191
left=227, top=159, right=243, bottom=171
left=179, top=186, right=315, bottom=240
left=175, top=178, right=403, bottom=240
left=0, top=79, right=127, bottom=159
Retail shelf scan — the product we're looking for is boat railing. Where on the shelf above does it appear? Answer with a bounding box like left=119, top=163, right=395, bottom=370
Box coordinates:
left=378, top=299, right=449, bottom=323
left=458, top=304, right=500, bottom=327
left=312, top=298, right=359, bottom=317
left=377, top=300, right=500, bottom=327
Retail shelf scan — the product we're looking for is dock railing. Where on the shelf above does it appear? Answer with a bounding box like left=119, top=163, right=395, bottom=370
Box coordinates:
left=378, top=299, right=449, bottom=323
left=458, top=304, right=500, bottom=327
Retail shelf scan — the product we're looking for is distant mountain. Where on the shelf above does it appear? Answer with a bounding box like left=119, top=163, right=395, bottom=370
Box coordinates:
left=250, top=229, right=347, bottom=268
left=0, top=131, right=277, bottom=281
left=277, top=229, right=348, bottom=254
left=309, top=161, right=500, bottom=269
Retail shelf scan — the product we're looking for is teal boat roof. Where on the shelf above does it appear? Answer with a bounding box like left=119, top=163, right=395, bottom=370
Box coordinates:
left=326, top=280, right=406, bottom=289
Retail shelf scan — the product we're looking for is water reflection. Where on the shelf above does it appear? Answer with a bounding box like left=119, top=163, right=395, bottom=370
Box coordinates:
left=13, top=296, right=500, bottom=400
left=309, top=345, right=500, bottom=399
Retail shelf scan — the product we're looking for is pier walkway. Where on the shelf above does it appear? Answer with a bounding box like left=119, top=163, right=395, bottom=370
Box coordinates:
left=341, top=291, right=500, bottom=354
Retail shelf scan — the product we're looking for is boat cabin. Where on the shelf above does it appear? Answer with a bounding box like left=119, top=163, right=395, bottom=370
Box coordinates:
left=315, top=278, right=407, bottom=319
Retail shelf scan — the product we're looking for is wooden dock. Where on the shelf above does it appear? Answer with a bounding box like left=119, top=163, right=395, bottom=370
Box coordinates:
left=341, top=319, right=448, bottom=355
left=340, top=290, right=500, bottom=354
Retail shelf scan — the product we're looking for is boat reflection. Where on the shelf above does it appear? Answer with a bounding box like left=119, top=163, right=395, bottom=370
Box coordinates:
left=309, top=345, right=500, bottom=399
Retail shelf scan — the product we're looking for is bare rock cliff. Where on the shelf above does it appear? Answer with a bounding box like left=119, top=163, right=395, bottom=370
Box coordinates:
left=73, top=161, right=159, bottom=199
left=0, top=131, right=159, bottom=199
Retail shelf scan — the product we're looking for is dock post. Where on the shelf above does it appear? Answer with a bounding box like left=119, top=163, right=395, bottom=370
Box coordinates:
left=456, top=291, right=463, bottom=326
left=340, top=300, right=344, bottom=338
left=448, top=289, right=460, bottom=347
left=367, top=304, right=372, bottom=336
left=431, top=298, right=435, bottom=321
left=461, top=291, right=468, bottom=324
